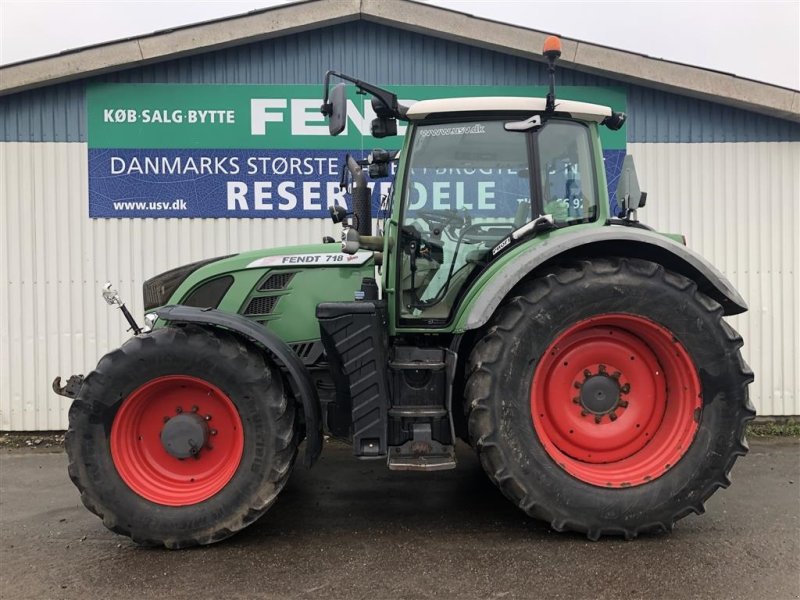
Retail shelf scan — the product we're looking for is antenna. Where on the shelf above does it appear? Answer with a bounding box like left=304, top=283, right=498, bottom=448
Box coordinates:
left=543, top=36, right=562, bottom=113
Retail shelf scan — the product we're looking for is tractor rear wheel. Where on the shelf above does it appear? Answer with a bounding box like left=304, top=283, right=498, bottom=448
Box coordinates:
left=466, top=258, right=754, bottom=539
left=66, top=325, right=298, bottom=548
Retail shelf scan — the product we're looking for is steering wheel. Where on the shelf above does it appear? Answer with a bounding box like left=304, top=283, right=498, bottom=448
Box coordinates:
left=412, top=209, right=470, bottom=236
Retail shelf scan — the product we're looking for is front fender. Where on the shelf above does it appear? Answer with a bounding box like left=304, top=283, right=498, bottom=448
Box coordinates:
left=455, top=226, right=747, bottom=332
left=155, top=305, right=322, bottom=467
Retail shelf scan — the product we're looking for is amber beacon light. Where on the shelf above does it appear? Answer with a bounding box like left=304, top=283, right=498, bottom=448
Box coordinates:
left=543, top=35, right=562, bottom=59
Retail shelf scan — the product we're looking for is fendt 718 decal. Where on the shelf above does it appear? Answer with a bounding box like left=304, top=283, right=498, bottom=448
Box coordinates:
left=246, top=251, right=373, bottom=268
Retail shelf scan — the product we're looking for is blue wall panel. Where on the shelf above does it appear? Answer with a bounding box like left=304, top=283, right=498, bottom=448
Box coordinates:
left=2, top=20, right=798, bottom=143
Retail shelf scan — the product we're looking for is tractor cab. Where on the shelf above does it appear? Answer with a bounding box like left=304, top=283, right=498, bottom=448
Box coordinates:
left=320, top=47, right=627, bottom=330
left=394, top=99, right=608, bottom=324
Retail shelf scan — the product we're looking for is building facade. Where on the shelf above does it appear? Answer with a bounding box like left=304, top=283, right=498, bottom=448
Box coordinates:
left=1, top=0, right=798, bottom=429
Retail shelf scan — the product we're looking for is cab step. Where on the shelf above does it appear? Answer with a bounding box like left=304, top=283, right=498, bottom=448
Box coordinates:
left=387, top=449, right=456, bottom=471
left=386, top=422, right=456, bottom=471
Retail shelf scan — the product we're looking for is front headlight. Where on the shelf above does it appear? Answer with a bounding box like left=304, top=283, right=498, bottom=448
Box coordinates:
left=143, top=256, right=232, bottom=311
left=142, top=312, right=158, bottom=332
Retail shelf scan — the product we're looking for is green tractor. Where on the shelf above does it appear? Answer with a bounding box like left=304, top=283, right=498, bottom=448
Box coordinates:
left=56, top=38, right=754, bottom=548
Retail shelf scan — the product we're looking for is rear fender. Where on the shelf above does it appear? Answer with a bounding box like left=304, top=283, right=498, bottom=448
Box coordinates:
left=155, top=305, right=322, bottom=467
left=456, top=227, right=747, bottom=332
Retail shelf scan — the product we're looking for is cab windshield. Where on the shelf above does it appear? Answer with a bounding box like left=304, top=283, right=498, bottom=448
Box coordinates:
left=398, top=118, right=597, bottom=322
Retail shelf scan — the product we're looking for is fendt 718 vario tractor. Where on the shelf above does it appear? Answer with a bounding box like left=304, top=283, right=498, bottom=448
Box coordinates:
left=56, top=38, right=754, bottom=548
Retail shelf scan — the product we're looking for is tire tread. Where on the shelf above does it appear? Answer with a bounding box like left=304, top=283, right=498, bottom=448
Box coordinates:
left=466, top=257, right=754, bottom=540
left=66, top=325, right=298, bottom=548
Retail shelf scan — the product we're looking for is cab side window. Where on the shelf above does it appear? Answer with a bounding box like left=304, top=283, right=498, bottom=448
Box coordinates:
left=538, top=121, right=597, bottom=223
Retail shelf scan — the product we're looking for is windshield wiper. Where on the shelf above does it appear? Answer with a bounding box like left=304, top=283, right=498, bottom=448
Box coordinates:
left=489, top=214, right=556, bottom=258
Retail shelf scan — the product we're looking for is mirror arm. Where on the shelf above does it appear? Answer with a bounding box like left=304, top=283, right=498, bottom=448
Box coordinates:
left=321, top=70, right=334, bottom=115
left=321, top=70, right=409, bottom=120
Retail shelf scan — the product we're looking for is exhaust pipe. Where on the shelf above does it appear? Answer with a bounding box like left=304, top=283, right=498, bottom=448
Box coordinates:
left=345, top=155, right=372, bottom=236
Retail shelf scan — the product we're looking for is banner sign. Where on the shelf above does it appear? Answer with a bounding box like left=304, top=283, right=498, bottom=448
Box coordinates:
left=87, top=84, right=626, bottom=218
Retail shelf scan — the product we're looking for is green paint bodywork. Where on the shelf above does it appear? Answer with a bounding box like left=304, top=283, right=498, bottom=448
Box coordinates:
left=165, top=243, right=374, bottom=343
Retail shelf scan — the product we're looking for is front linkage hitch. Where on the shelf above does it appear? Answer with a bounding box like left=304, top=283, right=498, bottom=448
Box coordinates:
left=53, top=282, right=142, bottom=399
left=52, top=374, right=85, bottom=399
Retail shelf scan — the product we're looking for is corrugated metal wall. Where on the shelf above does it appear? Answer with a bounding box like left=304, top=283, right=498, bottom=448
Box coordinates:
left=1, top=140, right=798, bottom=429
left=0, top=143, right=336, bottom=430
left=3, top=21, right=800, bottom=144
left=628, top=142, right=800, bottom=417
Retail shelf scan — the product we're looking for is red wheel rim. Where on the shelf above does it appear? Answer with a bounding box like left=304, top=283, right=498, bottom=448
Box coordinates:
left=531, top=314, right=701, bottom=487
left=110, top=375, right=244, bottom=506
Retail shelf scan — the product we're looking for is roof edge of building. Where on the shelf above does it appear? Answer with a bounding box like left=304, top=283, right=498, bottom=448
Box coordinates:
left=1, top=0, right=798, bottom=122
left=0, top=0, right=361, bottom=95
left=361, top=0, right=799, bottom=122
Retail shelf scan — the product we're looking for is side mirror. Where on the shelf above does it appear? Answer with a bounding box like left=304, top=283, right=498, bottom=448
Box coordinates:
left=616, top=154, right=647, bottom=217
left=327, top=83, right=347, bottom=136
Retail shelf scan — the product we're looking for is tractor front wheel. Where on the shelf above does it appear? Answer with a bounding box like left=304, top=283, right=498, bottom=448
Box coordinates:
left=466, top=258, right=754, bottom=539
left=66, top=325, right=297, bottom=548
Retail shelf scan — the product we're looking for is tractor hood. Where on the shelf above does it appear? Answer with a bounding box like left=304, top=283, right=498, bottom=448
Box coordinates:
left=145, top=243, right=376, bottom=345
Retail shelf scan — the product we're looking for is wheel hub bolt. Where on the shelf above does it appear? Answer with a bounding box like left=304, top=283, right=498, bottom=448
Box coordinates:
left=176, top=406, right=183, bottom=414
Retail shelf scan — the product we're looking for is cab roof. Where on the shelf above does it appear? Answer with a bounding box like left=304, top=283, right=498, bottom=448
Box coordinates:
left=406, top=97, right=612, bottom=123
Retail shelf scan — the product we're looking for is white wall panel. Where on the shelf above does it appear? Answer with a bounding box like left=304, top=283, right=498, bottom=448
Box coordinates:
left=0, top=142, right=340, bottom=430
left=1, top=141, right=798, bottom=429
left=628, top=142, right=799, bottom=417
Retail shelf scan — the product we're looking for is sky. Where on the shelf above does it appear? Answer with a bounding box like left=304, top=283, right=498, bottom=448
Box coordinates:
left=1, top=0, right=798, bottom=90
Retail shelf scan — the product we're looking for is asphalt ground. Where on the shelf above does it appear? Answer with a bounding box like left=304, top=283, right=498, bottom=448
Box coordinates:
left=1, top=438, right=798, bottom=600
